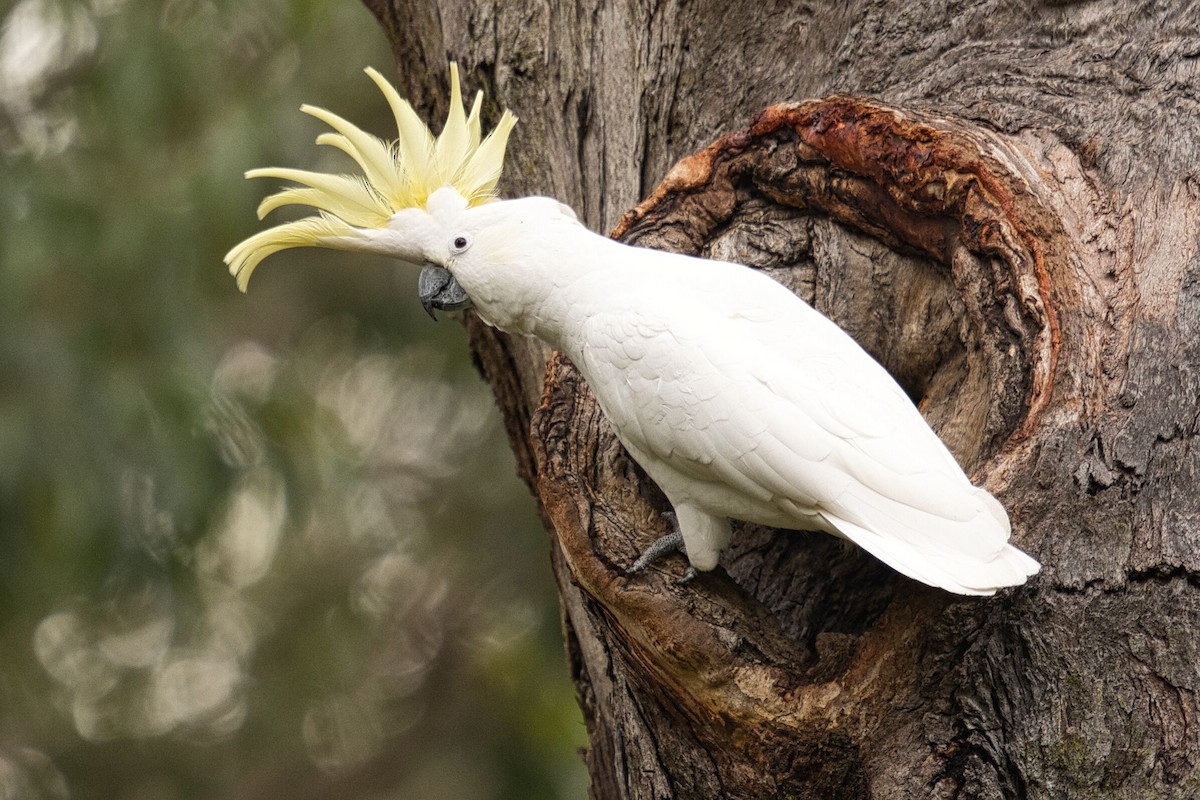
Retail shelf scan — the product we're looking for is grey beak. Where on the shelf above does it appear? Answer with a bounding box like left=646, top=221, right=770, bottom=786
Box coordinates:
left=418, top=264, right=472, bottom=319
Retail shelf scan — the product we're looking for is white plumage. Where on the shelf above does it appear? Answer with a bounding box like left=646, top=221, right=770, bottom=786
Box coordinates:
left=227, top=67, right=1040, bottom=596
left=428, top=195, right=1039, bottom=595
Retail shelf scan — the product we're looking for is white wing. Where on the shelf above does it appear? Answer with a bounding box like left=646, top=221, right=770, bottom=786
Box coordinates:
left=576, top=252, right=1038, bottom=594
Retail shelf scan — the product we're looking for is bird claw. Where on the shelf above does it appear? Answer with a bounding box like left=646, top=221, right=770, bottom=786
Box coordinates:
left=630, top=517, right=700, bottom=588
left=631, top=512, right=702, bottom=585
left=630, top=529, right=685, bottom=573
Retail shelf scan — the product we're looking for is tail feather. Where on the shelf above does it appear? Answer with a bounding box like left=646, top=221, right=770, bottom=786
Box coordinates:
left=822, top=512, right=1040, bottom=596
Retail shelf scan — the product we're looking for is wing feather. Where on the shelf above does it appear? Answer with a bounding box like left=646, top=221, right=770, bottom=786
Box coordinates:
left=576, top=256, right=1035, bottom=592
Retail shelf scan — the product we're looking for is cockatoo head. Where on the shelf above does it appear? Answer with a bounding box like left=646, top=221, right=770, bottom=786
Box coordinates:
left=410, top=189, right=581, bottom=331
left=225, top=64, right=518, bottom=295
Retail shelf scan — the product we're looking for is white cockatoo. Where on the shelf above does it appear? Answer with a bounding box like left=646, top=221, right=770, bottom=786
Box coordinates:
left=227, top=65, right=1040, bottom=595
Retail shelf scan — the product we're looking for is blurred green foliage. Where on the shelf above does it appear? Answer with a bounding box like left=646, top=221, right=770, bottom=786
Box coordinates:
left=0, top=0, right=586, bottom=797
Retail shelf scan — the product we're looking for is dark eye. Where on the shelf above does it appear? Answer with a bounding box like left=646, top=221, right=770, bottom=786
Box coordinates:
left=451, top=235, right=471, bottom=253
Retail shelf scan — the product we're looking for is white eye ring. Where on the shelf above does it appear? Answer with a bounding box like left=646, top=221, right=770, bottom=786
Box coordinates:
left=450, top=234, right=471, bottom=254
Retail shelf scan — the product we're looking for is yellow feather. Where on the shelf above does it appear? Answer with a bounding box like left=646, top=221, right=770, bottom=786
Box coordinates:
left=435, top=63, right=472, bottom=183
left=467, top=90, right=483, bottom=149
left=225, top=216, right=357, bottom=292
left=364, top=67, right=436, bottom=202
left=458, top=110, right=518, bottom=205
left=300, top=105, right=401, bottom=202
left=255, top=186, right=387, bottom=228
left=245, top=167, right=391, bottom=223
left=229, top=63, right=518, bottom=289
left=314, top=132, right=362, bottom=166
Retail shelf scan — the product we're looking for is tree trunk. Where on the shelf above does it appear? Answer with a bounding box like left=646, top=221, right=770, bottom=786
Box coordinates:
left=363, top=1, right=1200, bottom=796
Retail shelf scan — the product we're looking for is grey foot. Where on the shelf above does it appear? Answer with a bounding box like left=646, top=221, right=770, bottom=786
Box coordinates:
left=631, top=516, right=699, bottom=585
left=631, top=529, right=685, bottom=573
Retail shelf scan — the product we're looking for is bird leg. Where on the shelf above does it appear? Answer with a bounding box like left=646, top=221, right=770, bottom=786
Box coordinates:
left=631, top=530, right=684, bottom=572
left=630, top=513, right=698, bottom=584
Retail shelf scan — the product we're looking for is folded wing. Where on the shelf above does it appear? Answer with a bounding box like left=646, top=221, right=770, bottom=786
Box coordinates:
left=579, top=258, right=1039, bottom=594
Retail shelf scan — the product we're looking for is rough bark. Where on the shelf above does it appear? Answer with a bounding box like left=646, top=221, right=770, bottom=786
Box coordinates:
left=364, top=1, right=1200, bottom=797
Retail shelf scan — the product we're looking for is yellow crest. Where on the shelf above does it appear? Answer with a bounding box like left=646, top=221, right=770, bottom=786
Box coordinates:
left=225, top=64, right=518, bottom=291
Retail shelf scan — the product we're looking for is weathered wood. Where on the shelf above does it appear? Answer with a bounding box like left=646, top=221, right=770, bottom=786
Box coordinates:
left=367, top=1, right=1200, bottom=796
